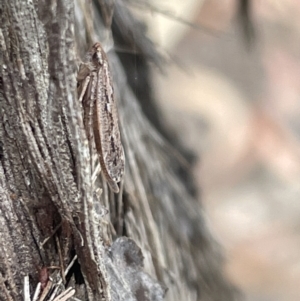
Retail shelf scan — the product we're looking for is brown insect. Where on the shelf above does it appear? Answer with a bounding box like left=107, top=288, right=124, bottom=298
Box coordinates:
left=39, top=267, right=49, bottom=290
left=77, top=42, right=124, bottom=193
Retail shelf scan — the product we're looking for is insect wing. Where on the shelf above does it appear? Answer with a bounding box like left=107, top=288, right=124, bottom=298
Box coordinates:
left=93, top=54, right=124, bottom=192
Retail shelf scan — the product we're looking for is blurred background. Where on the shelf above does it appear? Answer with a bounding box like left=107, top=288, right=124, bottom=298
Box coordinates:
left=132, top=0, right=300, bottom=300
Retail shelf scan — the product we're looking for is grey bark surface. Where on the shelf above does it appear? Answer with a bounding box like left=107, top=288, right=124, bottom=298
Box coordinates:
left=0, top=0, right=241, bottom=300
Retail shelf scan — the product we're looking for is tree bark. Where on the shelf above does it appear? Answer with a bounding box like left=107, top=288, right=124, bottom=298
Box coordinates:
left=0, top=0, right=241, bottom=300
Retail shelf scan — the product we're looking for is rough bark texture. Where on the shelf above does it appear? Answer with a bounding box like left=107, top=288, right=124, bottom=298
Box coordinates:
left=0, top=0, right=241, bottom=300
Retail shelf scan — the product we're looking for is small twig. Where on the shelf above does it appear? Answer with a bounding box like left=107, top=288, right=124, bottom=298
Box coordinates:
left=117, top=177, right=124, bottom=235
left=55, top=235, right=66, bottom=284
left=64, top=255, right=78, bottom=278
left=48, top=284, right=60, bottom=301
left=51, top=254, right=78, bottom=298
left=23, top=275, right=30, bottom=301
left=47, top=266, right=61, bottom=270
left=35, top=255, right=78, bottom=301
left=92, top=162, right=101, bottom=185
left=41, top=222, right=62, bottom=247
left=38, top=279, right=53, bottom=301
left=32, top=282, right=41, bottom=301
left=52, top=288, right=75, bottom=301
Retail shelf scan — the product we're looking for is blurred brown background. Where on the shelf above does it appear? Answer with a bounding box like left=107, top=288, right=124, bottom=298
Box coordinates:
left=136, top=0, right=300, bottom=300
